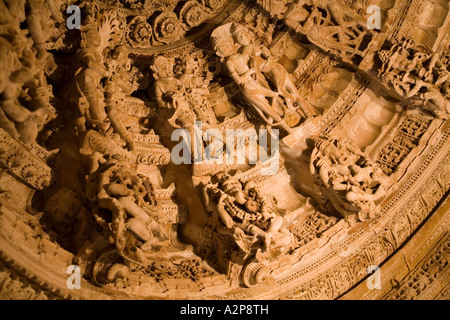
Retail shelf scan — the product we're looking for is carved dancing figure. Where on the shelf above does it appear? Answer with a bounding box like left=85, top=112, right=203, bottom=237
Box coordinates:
left=104, top=45, right=135, bottom=150
left=230, top=23, right=312, bottom=119
left=212, top=23, right=293, bottom=133
left=87, top=160, right=167, bottom=264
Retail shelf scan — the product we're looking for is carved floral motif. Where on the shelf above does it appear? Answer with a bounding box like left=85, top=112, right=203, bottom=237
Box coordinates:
left=153, top=12, right=182, bottom=45
left=203, top=0, right=226, bottom=10
left=126, top=16, right=152, bottom=48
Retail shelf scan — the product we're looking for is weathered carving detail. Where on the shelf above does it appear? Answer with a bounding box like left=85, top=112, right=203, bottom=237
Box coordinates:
left=202, top=172, right=295, bottom=286
left=385, top=235, right=450, bottom=300
left=377, top=38, right=450, bottom=117
left=0, top=0, right=448, bottom=301
left=257, top=0, right=376, bottom=63
left=376, top=113, right=432, bottom=175
left=310, top=135, right=392, bottom=224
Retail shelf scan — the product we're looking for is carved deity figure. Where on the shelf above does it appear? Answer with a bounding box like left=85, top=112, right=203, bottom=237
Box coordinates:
left=177, top=55, right=217, bottom=127
left=75, top=12, right=111, bottom=132
left=150, top=55, right=199, bottom=163
left=230, top=23, right=312, bottom=120
left=378, top=40, right=450, bottom=117
left=151, top=54, right=219, bottom=129
left=150, top=55, right=196, bottom=129
left=104, top=45, right=136, bottom=150
left=86, top=159, right=168, bottom=264
left=203, top=172, right=294, bottom=256
left=150, top=54, right=224, bottom=165
left=79, top=129, right=132, bottom=174
left=258, top=0, right=373, bottom=62
left=212, top=23, right=297, bottom=133
left=0, top=27, right=54, bottom=144
left=310, top=136, right=391, bottom=223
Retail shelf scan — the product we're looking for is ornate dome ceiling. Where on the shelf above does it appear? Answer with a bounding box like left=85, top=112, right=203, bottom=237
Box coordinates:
left=0, top=0, right=449, bottom=301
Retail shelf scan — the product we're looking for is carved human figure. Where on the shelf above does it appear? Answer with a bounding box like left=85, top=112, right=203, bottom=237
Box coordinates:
left=257, top=0, right=290, bottom=19
left=151, top=55, right=208, bottom=163
left=151, top=56, right=182, bottom=109
left=266, top=0, right=372, bottom=61
left=0, top=70, right=46, bottom=143
left=212, top=25, right=293, bottom=134
left=310, top=136, right=391, bottom=221
left=177, top=55, right=217, bottom=127
left=26, top=0, right=63, bottom=60
left=378, top=41, right=450, bottom=116
left=75, top=16, right=111, bottom=132
left=0, top=31, right=54, bottom=144
left=230, top=23, right=311, bottom=119
left=150, top=55, right=196, bottom=127
left=345, top=159, right=390, bottom=203
left=309, top=0, right=369, bottom=29
left=79, top=129, right=131, bottom=174
left=203, top=172, right=293, bottom=253
left=87, top=160, right=167, bottom=263
left=0, top=0, right=26, bottom=26
left=104, top=45, right=135, bottom=150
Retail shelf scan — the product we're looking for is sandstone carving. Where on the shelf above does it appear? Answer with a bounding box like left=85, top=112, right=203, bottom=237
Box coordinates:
left=309, top=135, right=392, bottom=224
left=0, top=0, right=449, bottom=302
left=202, top=172, right=294, bottom=286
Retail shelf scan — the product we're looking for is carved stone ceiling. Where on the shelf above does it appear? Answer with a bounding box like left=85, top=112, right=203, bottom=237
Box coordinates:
left=0, top=0, right=449, bottom=301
